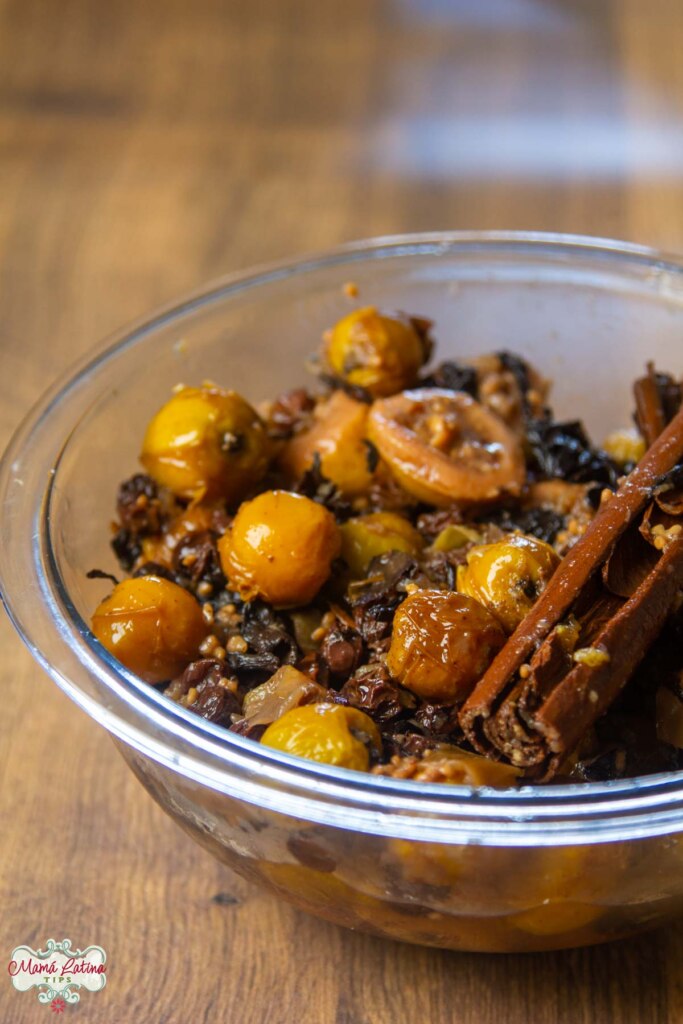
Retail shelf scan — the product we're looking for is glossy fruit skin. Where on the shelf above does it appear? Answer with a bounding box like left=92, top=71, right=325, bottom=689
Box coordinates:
left=278, top=390, right=373, bottom=496
left=91, top=576, right=208, bottom=683
left=457, top=534, right=560, bottom=634
left=261, top=703, right=381, bottom=770
left=386, top=589, right=506, bottom=703
left=326, top=306, right=427, bottom=397
left=367, top=388, right=525, bottom=507
left=218, top=490, right=341, bottom=607
left=140, top=385, right=271, bottom=502
left=340, top=511, right=424, bottom=576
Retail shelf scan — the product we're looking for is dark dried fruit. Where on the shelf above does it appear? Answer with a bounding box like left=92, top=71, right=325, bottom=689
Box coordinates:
left=348, top=551, right=418, bottom=644
left=116, top=474, right=165, bottom=535
left=411, top=702, right=462, bottom=738
left=525, top=419, right=620, bottom=487
left=172, top=530, right=226, bottom=594
left=319, top=626, right=364, bottom=682
left=420, top=547, right=473, bottom=590
left=111, top=527, right=142, bottom=572
left=318, top=372, right=373, bottom=405
left=416, top=507, right=464, bottom=540
left=496, top=350, right=533, bottom=398
left=177, top=657, right=230, bottom=693
left=420, top=360, right=478, bottom=397
left=189, top=680, right=241, bottom=725
left=479, top=505, right=565, bottom=545
left=571, top=713, right=681, bottom=782
left=230, top=718, right=268, bottom=741
left=339, top=663, right=408, bottom=722
left=169, top=658, right=242, bottom=727
left=294, top=452, right=353, bottom=521
left=382, top=729, right=439, bottom=762
left=227, top=602, right=300, bottom=682
left=111, top=474, right=175, bottom=571
left=496, top=349, right=551, bottom=421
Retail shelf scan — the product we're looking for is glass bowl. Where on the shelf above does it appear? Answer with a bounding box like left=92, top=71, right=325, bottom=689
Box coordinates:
left=2, top=231, right=683, bottom=953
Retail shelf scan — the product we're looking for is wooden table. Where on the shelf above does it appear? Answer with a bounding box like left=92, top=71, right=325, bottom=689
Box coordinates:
left=1, top=1, right=682, bottom=1020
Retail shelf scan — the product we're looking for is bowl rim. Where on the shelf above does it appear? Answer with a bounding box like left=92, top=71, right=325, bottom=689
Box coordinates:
left=3, top=229, right=683, bottom=846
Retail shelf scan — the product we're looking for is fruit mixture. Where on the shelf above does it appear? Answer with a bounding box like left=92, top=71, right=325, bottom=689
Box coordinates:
left=91, top=301, right=683, bottom=786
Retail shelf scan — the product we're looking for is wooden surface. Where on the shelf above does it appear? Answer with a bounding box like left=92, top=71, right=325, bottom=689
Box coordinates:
left=1, top=1, right=683, bottom=1020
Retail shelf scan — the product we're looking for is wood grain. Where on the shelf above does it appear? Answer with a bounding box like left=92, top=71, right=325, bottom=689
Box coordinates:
left=1, top=0, right=683, bottom=1020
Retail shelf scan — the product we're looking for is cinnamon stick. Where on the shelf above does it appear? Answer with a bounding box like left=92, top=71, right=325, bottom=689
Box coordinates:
left=634, top=363, right=668, bottom=448
left=460, top=404, right=683, bottom=778
left=634, top=363, right=682, bottom=448
left=475, top=536, right=683, bottom=776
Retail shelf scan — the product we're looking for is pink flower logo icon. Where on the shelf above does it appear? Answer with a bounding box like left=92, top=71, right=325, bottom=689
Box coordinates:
left=50, top=996, right=67, bottom=1014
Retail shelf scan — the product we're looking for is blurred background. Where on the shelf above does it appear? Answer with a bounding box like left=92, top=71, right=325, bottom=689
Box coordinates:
left=1, top=2, right=682, bottom=1021
left=1, top=0, right=682, bottom=449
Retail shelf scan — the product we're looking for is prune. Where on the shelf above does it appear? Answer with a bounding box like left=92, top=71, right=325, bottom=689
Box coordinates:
left=226, top=602, right=299, bottom=682
left=525, top=418, right=620, bottom=486
left=180, top=658, right=242, bottom=727
left=420, top=360, right=478, bottom=397
left=479, top=505, right=565, bottom=545
left=496, top=350, right=533, bottom=397
left=348, top=551, right=418, bottom=644
left=338, top=663, right=407, bottom=722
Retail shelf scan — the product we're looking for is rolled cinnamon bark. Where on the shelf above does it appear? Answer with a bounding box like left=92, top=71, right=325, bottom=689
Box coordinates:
left=634, top=364, right=682, bottom=447
left=460, top=404, right=683, bottom=779
left=476, top=537, right=683, bottom=776
left=634, top=363, right=668, bottom=448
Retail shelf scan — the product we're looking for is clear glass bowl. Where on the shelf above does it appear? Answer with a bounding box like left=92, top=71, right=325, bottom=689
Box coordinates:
left=3, top=232, right=683, bottom=953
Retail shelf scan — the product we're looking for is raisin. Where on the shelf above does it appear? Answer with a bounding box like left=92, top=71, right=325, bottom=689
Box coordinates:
left=420, top=360, right=478, bottom=397
left=111, top=527, right=141, bottom=572
left=172, top=530, right=226, bottom=595
left=319, top=626, right=364, bottom=682
left=382, top=729, right=439, bottom=761
left=411, top=702, right=462, bottom=738
left=339, top=663, right=408, bottom=723
left=116, top=474, right=164, bottom=535
left=179, top=659, right=241, bottom=726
